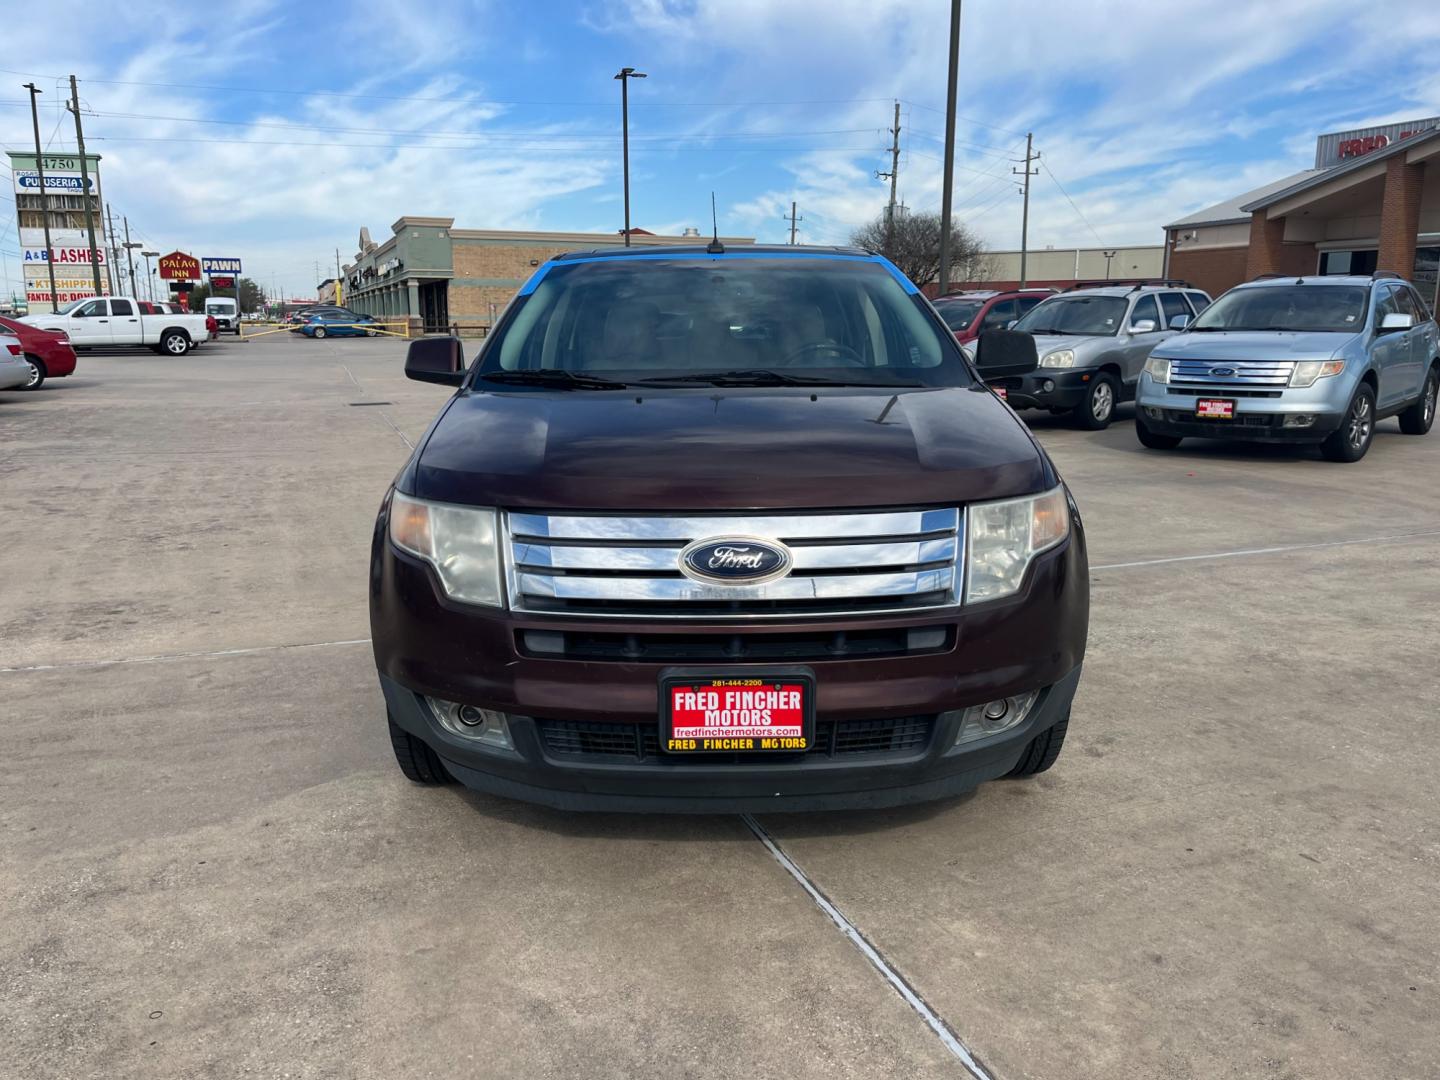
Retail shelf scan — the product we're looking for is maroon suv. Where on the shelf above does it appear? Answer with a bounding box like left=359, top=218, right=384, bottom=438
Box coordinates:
left=370, top=246, right=1088, bottom=812
left=933, top=289, right=1054, bottom=345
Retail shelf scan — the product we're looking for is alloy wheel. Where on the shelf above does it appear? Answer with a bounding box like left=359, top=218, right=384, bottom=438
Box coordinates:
left=1091, top=381, right=1114, bottom=422
left=1347, top=393, right=1373, bottom=450
left=1426, top=376, right=1437, bottom=425
left=25, top=359, right=41, bottom=388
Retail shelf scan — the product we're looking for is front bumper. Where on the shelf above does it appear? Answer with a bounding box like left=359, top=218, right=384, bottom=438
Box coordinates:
left=990, top=367, right=1116, bottom=411
left=1135, top=372, right=1347, bottom=442
left=370, top=507, right=1089, bottom=812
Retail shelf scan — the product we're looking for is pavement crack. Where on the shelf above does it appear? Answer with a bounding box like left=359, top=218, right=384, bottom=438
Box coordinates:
left=740, top=813, right=994, bottom=1079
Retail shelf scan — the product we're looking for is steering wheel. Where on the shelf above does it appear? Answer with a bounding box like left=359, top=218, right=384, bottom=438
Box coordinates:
left=778, top=341, right=867, bottom=368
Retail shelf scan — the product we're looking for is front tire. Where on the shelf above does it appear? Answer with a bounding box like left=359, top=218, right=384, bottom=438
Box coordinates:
left=1321, top=384, right=1376, bottom=462
left=1398, top=367, right=1437, bottom=435
left=1135, top=414, right=1183, bottom=449
left=21, top=355, right=46, bottom=390
left=388, top=714, right=452, bottom=785
left=1074, top=373, right=1118, bottom=430
left=1006, top=712, right=1070, bottom=777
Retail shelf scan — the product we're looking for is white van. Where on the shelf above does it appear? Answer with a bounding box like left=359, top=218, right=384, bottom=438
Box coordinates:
left=205, top=297, right=240, bottom=334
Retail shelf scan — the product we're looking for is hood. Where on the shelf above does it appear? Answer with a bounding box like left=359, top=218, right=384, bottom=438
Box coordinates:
left=21, top=314, right=66, bottom=331
left=409, top=386, right=1052, bottom=511
left=1152, top=330, right=1355, bottom=361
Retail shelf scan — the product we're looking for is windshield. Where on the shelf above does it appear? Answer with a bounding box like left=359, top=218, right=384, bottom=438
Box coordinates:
left=54, top=299, right=87, bottom=316
left=1189, top=285, right=1369, bottom=332
left=933, top=299, right=983, bottom=330
left=1013, top=295, right=1128, bottom=336
left=476, top=256, right=970, bottom=388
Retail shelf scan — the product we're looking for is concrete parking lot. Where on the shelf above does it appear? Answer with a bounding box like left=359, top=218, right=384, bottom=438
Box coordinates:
left=2, top=334, right=1436, bottom=1080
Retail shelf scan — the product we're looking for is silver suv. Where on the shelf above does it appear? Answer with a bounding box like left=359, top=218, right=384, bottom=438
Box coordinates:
left=1003, top=281, right=1212, bottom=429
left=1136, top=273, right=1439, bottom=462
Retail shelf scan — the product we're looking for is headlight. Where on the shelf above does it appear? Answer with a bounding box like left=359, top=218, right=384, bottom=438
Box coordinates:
left=1143, top=357, right=1170, bottom=384
left=965, top=486, right=1070, bottom=603
left=1289, top=360, right=1345, bottom=388
left=389, top=492, right=504, bottom=607
left=1041, top=349, right=1078, bottom=368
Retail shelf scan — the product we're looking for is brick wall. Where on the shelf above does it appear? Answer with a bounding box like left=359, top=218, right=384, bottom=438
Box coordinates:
left=1168, top=246, right=1249, bottom=297
left=1377, top=157, right=1425, bottom=275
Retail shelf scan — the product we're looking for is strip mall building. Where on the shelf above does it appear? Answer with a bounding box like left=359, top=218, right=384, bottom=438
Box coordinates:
left=1166, top=118, right=1440, bottom=306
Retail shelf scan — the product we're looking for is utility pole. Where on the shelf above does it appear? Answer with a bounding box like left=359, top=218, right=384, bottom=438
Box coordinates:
left=614, top=67, right=647, bottom=246
left=68, top=75, right=104, bottom=299
left=937, top=0, right=962, bottom=293
left=23, top=83, right=59, bottom=312
left=105, top=204, right=121, bottom=293
left=1103, top=249, right=1117, bottom=280
left=335, top=249, right=342, bottom=306
left=1013, top=133, right=1040, bottom=288
left=875, top=101, right=901, bottom=257
left=142, top=251, right=158, bottom=301
left=783, top=201, right=802, bottom=245
left=123, top=217, right=141, bottom=297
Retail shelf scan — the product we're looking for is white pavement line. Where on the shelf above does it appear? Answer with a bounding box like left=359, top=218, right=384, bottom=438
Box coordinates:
left=380, top=410, right=416, bottom=449
left=741, top=814, right=993, bottom=1080
left=1091, top=526, right=1440, bottom=572
left=0, top=638, right=372, bottom=674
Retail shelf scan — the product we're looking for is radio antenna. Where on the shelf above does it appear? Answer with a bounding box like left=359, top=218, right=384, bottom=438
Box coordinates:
left=707, top=192, right=725, bottom=254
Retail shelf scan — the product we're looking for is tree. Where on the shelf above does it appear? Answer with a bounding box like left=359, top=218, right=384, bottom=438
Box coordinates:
left=186, top=277, right=265, bottom=313
left=850, top=211, right=991, bottom=289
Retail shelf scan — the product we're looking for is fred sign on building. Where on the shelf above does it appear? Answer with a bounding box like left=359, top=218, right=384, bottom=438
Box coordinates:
left=7, top=150, right=110, bottom=311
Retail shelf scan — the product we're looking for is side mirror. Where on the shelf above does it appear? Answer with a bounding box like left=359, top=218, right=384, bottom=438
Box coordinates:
left=973, top=329, right=1039, bottom=379
left=406, top=336, right=466, bottom=386
left=1130, top=319, right=1158, bottom=334
left=1380, top=312, right=1414, bottom=332
left=1005, top=319, right=1018, bottom=330
left=1168, top=314, right=1191, bottom=330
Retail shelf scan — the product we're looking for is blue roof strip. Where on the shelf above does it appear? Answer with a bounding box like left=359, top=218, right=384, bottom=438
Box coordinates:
left=517, top=251, right=917, bottom=296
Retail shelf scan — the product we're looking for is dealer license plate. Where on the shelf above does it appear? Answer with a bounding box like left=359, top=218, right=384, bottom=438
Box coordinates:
left=661, top=672, right=814, bottom=753
left=1195, top=398, right=1236, bottom=419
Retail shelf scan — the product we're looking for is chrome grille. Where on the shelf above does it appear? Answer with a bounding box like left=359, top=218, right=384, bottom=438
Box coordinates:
left=504, top=508, right=961, bottom=618
left=1169, top=359, right=1295, bottom=387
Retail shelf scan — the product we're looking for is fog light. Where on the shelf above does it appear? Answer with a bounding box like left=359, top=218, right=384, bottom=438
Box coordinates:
left=952, top=690, right=1040, bottom=745
left=426, top=697, right=514, bottom=750
left=1283, top=414, right=1316, bottom=428
left=1144, top=406, right=1164, bottom=420
left=1041, top=379, right=1056, bottom=393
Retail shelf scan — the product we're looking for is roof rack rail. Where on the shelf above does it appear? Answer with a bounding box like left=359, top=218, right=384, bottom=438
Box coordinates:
left=1249, top=273, right=1285, bottom=281
left=1062, top=277, right=1194, bottom=292
left=1371, top=270, right=1402, bottom=280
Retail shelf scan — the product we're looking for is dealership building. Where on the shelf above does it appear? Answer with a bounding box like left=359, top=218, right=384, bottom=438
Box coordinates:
left=340, top=218, right=754, bottom=332
left=1165, top=118, right=1440, bottom=305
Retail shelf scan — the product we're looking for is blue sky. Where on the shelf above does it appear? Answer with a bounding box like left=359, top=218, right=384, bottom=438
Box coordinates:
left=5, top=0, right=1440, bottom=299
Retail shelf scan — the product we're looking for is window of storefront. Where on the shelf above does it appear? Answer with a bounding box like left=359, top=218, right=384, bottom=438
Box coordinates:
left=1319, top=249, right=1378, bottom=276
left=1412, top=246, right=1439, bottom=315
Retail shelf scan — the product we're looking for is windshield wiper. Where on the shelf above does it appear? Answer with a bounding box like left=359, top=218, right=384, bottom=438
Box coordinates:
left=477, top=369, right=629, bottom=390
left=631, top=369, right=859, bottom=387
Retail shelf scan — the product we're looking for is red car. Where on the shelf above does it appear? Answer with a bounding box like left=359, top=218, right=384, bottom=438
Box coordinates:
left=932, top=289, right=1054, bottom=345
left=0, top=315, right=77, bottom=390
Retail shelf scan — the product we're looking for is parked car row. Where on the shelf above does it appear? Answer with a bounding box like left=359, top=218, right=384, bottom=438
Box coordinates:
left=953, top=272, right=1437, bottom=462
left=21, top=296, right=216, bottom=355
left=0, top=315, right=77, bottom=390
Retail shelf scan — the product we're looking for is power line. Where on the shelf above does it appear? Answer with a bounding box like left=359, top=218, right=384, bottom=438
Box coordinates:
left=0, top=68, right=902, bottom=110
left=898, top=99, right=1030, bottom=138
left=1041, top=160, right=1106, bottom=245
left=83, top=134, right=880, bottom=154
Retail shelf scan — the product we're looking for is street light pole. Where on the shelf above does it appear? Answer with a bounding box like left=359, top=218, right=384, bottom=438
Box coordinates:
left=614, top=67, right=647, bottom=247
left=23, top=83, right=60, bottom=312
left=937, top=0, right=962, bottom=294
left=141, top=251, right=158, bottom=302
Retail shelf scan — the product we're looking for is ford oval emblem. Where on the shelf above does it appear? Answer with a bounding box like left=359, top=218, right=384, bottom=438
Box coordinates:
left=1210, top=366, right=1236, bottom=377
left=679, top=536, right=792, bottom=585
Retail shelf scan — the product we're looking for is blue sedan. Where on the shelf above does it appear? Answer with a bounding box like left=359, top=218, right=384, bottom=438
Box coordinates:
left=299, top=311, right=378, bottom=338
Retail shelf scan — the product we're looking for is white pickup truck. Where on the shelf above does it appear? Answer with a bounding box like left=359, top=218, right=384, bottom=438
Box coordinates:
left=23, top=296, right=214, bottom=355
